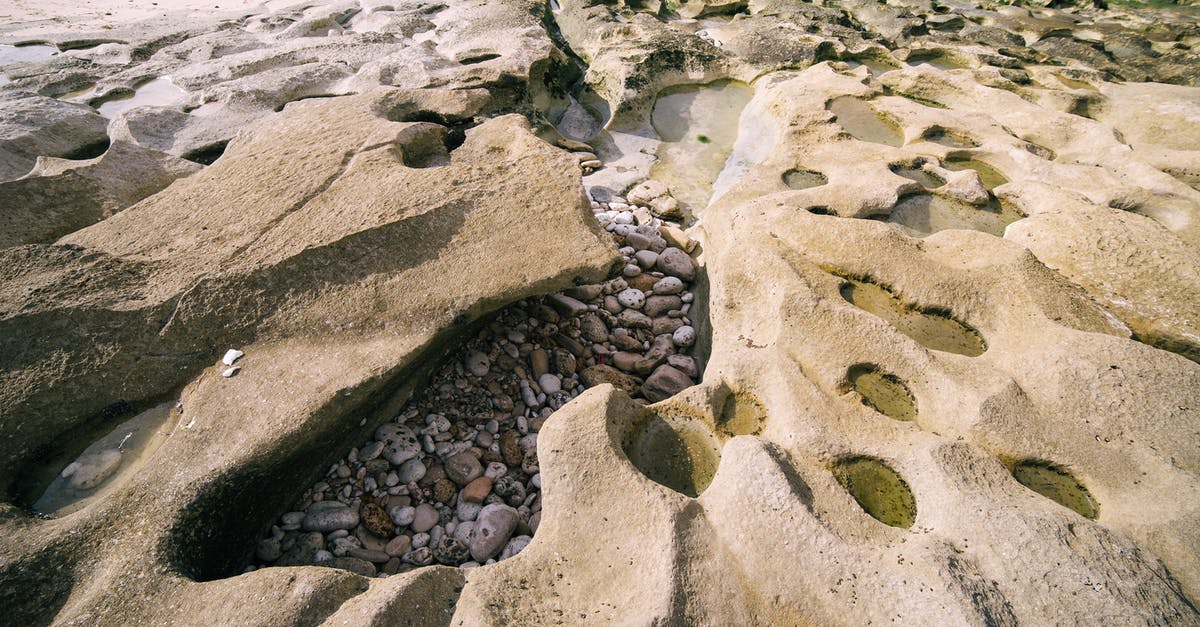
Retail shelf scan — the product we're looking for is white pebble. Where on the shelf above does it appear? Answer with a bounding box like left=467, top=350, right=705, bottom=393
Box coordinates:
left=222, top=349, right=244, bottom=366
left=538, top=373, right=562, bottom=394
left=672, top=326, right=696, bottom=348
left=221, top=366, right=240, bottom=378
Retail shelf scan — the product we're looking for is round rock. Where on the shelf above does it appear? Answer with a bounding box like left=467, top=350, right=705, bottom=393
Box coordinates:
left=617, top=288, right=646, bottom=309
left=445, top=452, right=484, bottom=486
left=411, top=503, right=439, bottom=533
left=672, top=325, right=696, bottom=348
left=538, top=373, right=562, bottom=395
left=469, top=504, right=520, bottom=562
left=302, top=502, right=359, bottom=532
left=655, top=247, right=696, bottom=281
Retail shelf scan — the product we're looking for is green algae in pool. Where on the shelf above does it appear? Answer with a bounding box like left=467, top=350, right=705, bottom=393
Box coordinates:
left=847, top=364, right=916, bottom=421
left=33, top=401, right=180, bottom=517
left=783, top=168, right=828, bottom=190
left=650, top=80, right=754, bottom=214
left=944, top=157, right=1008, bottom=189
left=1013, top=461, right=1099, bottom=519
left=887, top=194, right=1024, bottom=238
left=828, top=97, right=904, bottom=148
left=624, top=413, right=721, bottom=497
left=718, top=391, right=767, bottom=437
left=833, top=457, right=917, bottom=528
left=838, top=276, right=987, bottom=356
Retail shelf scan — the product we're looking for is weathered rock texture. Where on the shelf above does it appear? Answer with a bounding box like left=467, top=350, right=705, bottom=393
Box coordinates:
left=1, top=0, right=1199, bottom=623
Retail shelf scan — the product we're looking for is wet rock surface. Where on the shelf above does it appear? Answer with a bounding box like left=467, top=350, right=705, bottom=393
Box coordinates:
left=0, top=0, right=1198, bottom=623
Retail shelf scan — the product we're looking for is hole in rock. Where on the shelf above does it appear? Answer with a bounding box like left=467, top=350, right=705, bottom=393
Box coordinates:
left=1055, top=73, right=1097, bottom=91
left=807, top=205, right=837, bottom=216
left=905, top=50, right=970, bottom=70
left=891, top=164, right=944, bottom=189
left=17, top=399, right=181, bottom=517
left=623, top=410, right=721, bottom=498
left=397, top=124, right=458, bottom=168
left=782, top=168, right=828, bottom=190
left=96, top=77, right=188, bottom=119
left=58, top=39, right=126, bottom=52
left=54, top=80, right=97, bottom=101
left=922, top=126, right=978, bottom=148
left=62, top=137, right=111, bottom=160
left=832, top=456, right=917, bottom=528
left=828, top=96, right=904, bottom=147
left=458, top=52, right=501, bottom=65
left=717, top=390, right=766, bottom=437
left=944, top=157, right=1008, bottom=189
left=886, top=194, right=1023, bottom=237
left=232, top=220, right=706, bottom=578
left=844, top=53, right=900, bottom=76
left=846, top=364, right=916, bottom=421
left=273, top=93, right=346, bottom=112
left=649, top=80, right=754, bottom=214
left=1130, top=330, right=1200, bottom=365
left=0, top=43, right=58, bottom=64
left=182, top=141, right=229, bottom=166
left=836, top=274, right=987, bottom=356
left=1011, top=460, right=1098, bottom=519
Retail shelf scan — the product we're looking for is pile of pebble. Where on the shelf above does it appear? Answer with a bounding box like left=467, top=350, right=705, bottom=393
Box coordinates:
left=250, top=181, right=701, bottom=578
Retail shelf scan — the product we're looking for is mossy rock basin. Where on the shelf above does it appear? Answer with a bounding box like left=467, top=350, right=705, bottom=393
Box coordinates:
left=1012, top=461, right=1099, bottom=520
left=833, top=457, right=917, bottom=529
left=624, top=412, right=722, bottom=498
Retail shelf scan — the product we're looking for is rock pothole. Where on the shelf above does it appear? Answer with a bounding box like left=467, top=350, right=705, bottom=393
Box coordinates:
left=1011, top=460, right=1099, bottom=520
left=649, top=80, right=754, bottom=215
left=835, top=274, right=988, bottom=357
left=782, top=168, right=828, bottom=190
left=623, top=409, right=722, bottom=498
left=844, top=364, right=916, bottom=422
left=717, top=389, right=766, bottom=437
left=887, top=194, right=1024, bottom=237
left=832, top=456, right=918, bottom=529
left=24, top=400, right=181, bottom=518
left=828, top=96, right=904, bottom=148
left=94, top=77, right=188, bottom=119
left=943, top=157, right=1008, bottom=190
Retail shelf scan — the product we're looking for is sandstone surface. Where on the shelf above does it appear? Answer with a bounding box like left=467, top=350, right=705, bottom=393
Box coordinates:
left=1, top=0, right=1198, bottom=623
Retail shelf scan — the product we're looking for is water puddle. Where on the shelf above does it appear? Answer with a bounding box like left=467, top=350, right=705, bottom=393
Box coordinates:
left=837, top=275, right=987, bottom=356
left=624, top=412, right=721, bottom=497
left=717, top=391, right=766, bottom=437
left=892, top=165, right=944, bottom=189
left=782, top=169, right=828, bottom=190
left=906, top=54, right=970, bottom=71
left=922, top=127, right=978, bottom=148
left=828, top=96, right=904, bottom=147
left=944, top=157, right=1008, bottom=189
left=32, top=401, right=180, bottom=517
left=846, top=364, right=916, bottom=421
left=887, top=194, right=1023, bottom=237
left=844, top=56, right=899, bottom=76
left=60, top=84, right=98, bottom=101
left=0, top=43, right=59, bottom=65
left=650, top=80, right=753, bottom=214
left=96, top=78, right=188, bottom=118
left=832, top=457, right=917, bottom=528
left=1012, top=461, right=1098, bottom=519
